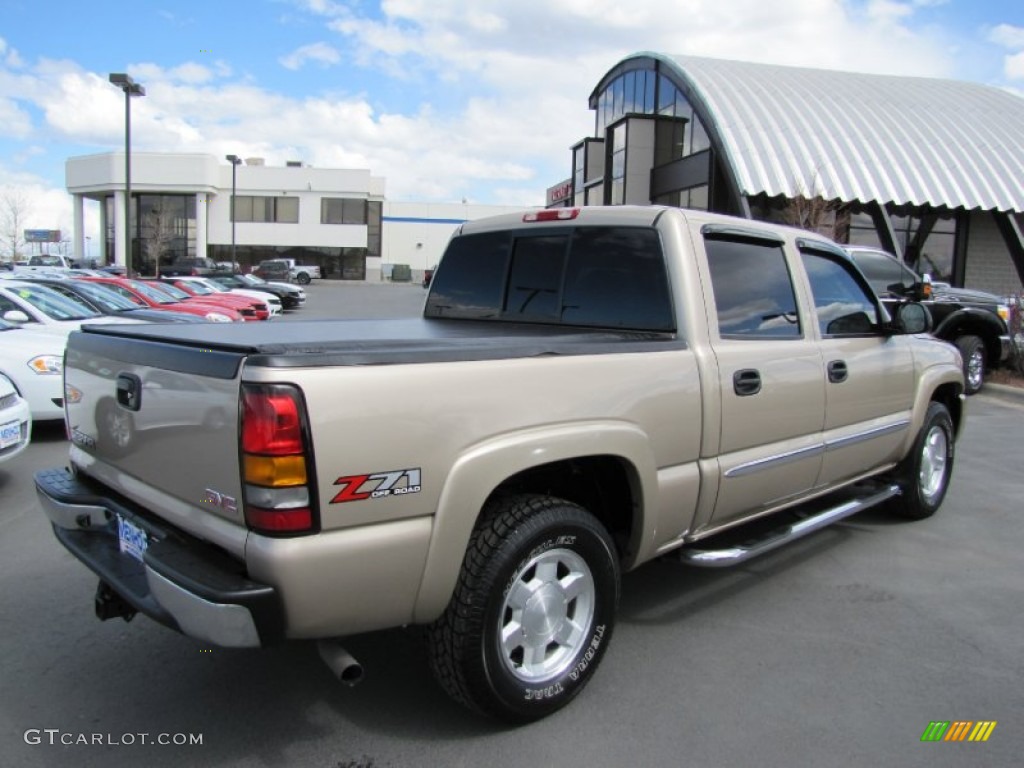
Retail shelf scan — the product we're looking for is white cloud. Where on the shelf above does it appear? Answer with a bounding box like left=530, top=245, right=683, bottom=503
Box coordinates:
left=989, top=24, right=1024, bottom=50
left=0, top=0, right=1004, bottom=214
left=1006, top=51, right=1024, bottom=80
left=279, top=42, right=342, bottom=70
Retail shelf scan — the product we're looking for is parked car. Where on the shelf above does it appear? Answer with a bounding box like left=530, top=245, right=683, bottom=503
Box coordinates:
left=0, top=370, right=31, bottom=461
left=37, top=205, right=963, bottom=723
left=208, top=273, right=305, bottom=310
left=167, top=276, right=282, bottom=317
left=0, top=280, right=146, bottom=335
left=0, top=317, right=66, bottom=421
left=160, top=278, right=270, bottom=320
left=76, top=277, right=243, bottom=323
left=253, top=260, right=292, bottom=282
left=275, top=258, right=321, bottom=285
left=844, top=246, right=1011, bottom=394
left=16, top=277, right=205, bottom=324
left=158, top=257, right=220, bottom=277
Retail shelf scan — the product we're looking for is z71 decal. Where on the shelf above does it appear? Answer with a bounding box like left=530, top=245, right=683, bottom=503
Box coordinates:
left=331, top=468, right=422, bottom=504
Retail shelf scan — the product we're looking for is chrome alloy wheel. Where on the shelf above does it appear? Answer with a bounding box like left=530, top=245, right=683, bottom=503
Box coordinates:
left=918, top=424, right=949, bottom=504
left=965, top=348, right=984, bottom=392
left=498, top=547, right=595, bottom=682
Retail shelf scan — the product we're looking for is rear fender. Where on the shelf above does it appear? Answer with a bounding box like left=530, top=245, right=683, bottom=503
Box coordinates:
left=411, top=421, right=656, bottom=623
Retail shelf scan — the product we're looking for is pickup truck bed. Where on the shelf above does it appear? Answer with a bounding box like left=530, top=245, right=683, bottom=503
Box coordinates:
left=77, top=317, right=679, bottom=364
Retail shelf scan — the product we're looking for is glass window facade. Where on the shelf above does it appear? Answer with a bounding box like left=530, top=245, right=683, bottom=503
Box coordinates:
left=232, top=196, right=299, bottom=224
left=592, top=66, right=714, bottom=210
left=322, top=197, right=369, bottom=225
left=597, top=69, right=709, bottom=161
left=105, top=193, right=196, bottom=274
left=848, top=207, right=957, bottom=282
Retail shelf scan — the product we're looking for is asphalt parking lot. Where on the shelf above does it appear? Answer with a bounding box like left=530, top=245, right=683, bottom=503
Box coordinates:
left=1, top=280, right=1021, bottom=767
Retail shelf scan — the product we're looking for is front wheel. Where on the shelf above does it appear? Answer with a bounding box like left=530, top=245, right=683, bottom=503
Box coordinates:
left=427, top=494, right=620, bottom=723
left=889, top=402, right=955, bottom=519
left=955, top=335, right=985, bottom=395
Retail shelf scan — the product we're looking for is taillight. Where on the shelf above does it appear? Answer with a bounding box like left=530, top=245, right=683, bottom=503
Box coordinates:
left=240, top=384, right=317, bottom=535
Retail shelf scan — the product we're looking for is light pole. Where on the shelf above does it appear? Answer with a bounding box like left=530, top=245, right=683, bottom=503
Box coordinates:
left=109, top=73, right=145, bottom=276
left=225, top=154, right=242, bottom=267
left=85, top=236, right=91, bottom=265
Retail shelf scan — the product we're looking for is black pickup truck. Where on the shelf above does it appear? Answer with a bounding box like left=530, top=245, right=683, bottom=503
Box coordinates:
left=845, top=246, right=1011, bottom=394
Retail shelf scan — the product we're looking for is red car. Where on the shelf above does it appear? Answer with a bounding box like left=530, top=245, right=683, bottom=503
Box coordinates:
left=140, top=280, right=261, bottom=321
left=76, top=277, right=244, bottom=323
left=162, top=278, right=270, bottom=321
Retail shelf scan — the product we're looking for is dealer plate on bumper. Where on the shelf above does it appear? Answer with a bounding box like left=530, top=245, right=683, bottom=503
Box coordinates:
left=117, top=515, right=149, bottom=563
left=0, top=419, right=21, bottom=449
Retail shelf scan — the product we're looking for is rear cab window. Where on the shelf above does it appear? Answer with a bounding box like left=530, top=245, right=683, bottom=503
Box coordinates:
left=425, top=226, right=675, bottom=332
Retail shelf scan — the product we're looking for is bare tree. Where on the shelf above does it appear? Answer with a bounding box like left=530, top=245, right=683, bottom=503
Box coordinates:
left=780, top=195, right=846, bottom=240
left=1, top=189, right=34, bottom=263
left=141, top=200, right=184, bottom=276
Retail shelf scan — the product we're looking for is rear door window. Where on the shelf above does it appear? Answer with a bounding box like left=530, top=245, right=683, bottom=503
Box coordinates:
left=704, top=235, right=801, bottom=338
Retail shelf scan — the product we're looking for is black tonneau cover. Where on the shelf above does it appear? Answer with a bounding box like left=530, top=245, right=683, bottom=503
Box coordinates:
left=76, top=318, right=682, bottom=368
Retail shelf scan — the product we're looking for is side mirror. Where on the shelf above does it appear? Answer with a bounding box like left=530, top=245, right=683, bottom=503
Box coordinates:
left=892, top=302, right=932, bottom=334
left=2, top=309, right=31, bottom=324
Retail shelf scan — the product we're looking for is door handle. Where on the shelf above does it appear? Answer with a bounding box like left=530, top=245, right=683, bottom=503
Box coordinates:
left=827, top=360, right=848, bottom=384
left=733, top=369, right=762, bottom=396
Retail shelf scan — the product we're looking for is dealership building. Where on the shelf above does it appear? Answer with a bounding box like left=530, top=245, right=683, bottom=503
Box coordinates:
left=65, top=152, right=524, bottom=281
left=545, top=53, right=1024, bottom=296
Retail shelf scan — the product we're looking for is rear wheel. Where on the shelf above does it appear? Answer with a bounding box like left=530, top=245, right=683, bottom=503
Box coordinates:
left=427, top=494, right=619, bottom=723
left=955, top=335, right=985, bottom=395
left=296, top=272, right=311, bottom=285
left=889, top=402, right=955, bottom=520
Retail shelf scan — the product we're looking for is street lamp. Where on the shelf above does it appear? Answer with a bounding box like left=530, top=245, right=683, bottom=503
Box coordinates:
left=109, top=73, right=145, bottom=276
left=226, top=154, right=242, bottom=266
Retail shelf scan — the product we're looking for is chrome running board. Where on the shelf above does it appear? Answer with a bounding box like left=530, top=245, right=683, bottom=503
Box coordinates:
left=678, top=484, right=901, bottom=568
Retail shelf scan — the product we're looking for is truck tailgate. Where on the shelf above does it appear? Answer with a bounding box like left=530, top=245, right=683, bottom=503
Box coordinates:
left=64, top=329, right=247, bottom=544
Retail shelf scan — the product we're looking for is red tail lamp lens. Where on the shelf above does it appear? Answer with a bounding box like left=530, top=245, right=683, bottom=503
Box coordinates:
left=242, top=386, right=303, bottom=455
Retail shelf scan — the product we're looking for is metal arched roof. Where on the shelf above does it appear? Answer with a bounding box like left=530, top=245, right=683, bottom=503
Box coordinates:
left=643, top=53, right=1024, bottom=213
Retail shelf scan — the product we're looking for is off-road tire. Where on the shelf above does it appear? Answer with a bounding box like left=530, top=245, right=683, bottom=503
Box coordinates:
left=427, top=494, right=619, bottom=723
left=889, top=401, right=955, bottom=519
left=955, top=335, right=985, bottom=395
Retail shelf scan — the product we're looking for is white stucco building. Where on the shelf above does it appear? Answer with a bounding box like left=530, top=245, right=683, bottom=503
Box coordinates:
left=66, top=152, right=528, bottom=281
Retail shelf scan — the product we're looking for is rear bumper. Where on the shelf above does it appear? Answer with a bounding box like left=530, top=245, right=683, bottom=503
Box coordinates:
left=34, top=467, right=284, bottom=648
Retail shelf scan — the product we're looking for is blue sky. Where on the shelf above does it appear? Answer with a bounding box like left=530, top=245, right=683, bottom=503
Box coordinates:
left=1, top=0, right=1022, bottom=244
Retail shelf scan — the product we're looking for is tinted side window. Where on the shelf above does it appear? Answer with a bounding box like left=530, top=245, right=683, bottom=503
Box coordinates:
left=850, top=250, right=916, bottom=295
left=705, top=237, right=800, bottom=338
left=424, top=231, right=511, bottom=319
left=801, top=252, right=881, bottom=336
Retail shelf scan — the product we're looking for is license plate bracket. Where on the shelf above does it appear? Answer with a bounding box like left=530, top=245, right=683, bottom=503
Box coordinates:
left=0, top=419, right=20, bottom=449
left=117, top=515, right=149, bottom=563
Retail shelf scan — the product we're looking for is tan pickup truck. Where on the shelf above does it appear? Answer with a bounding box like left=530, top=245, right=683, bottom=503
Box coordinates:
left=36, top=206, right=964, bottom=723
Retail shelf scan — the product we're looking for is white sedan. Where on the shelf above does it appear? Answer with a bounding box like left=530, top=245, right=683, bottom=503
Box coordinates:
left=0, top=370, right=32, bottom=462
left=0, top=280, right=144, bottom=335
left=0, top=317, right=66, bottom=422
